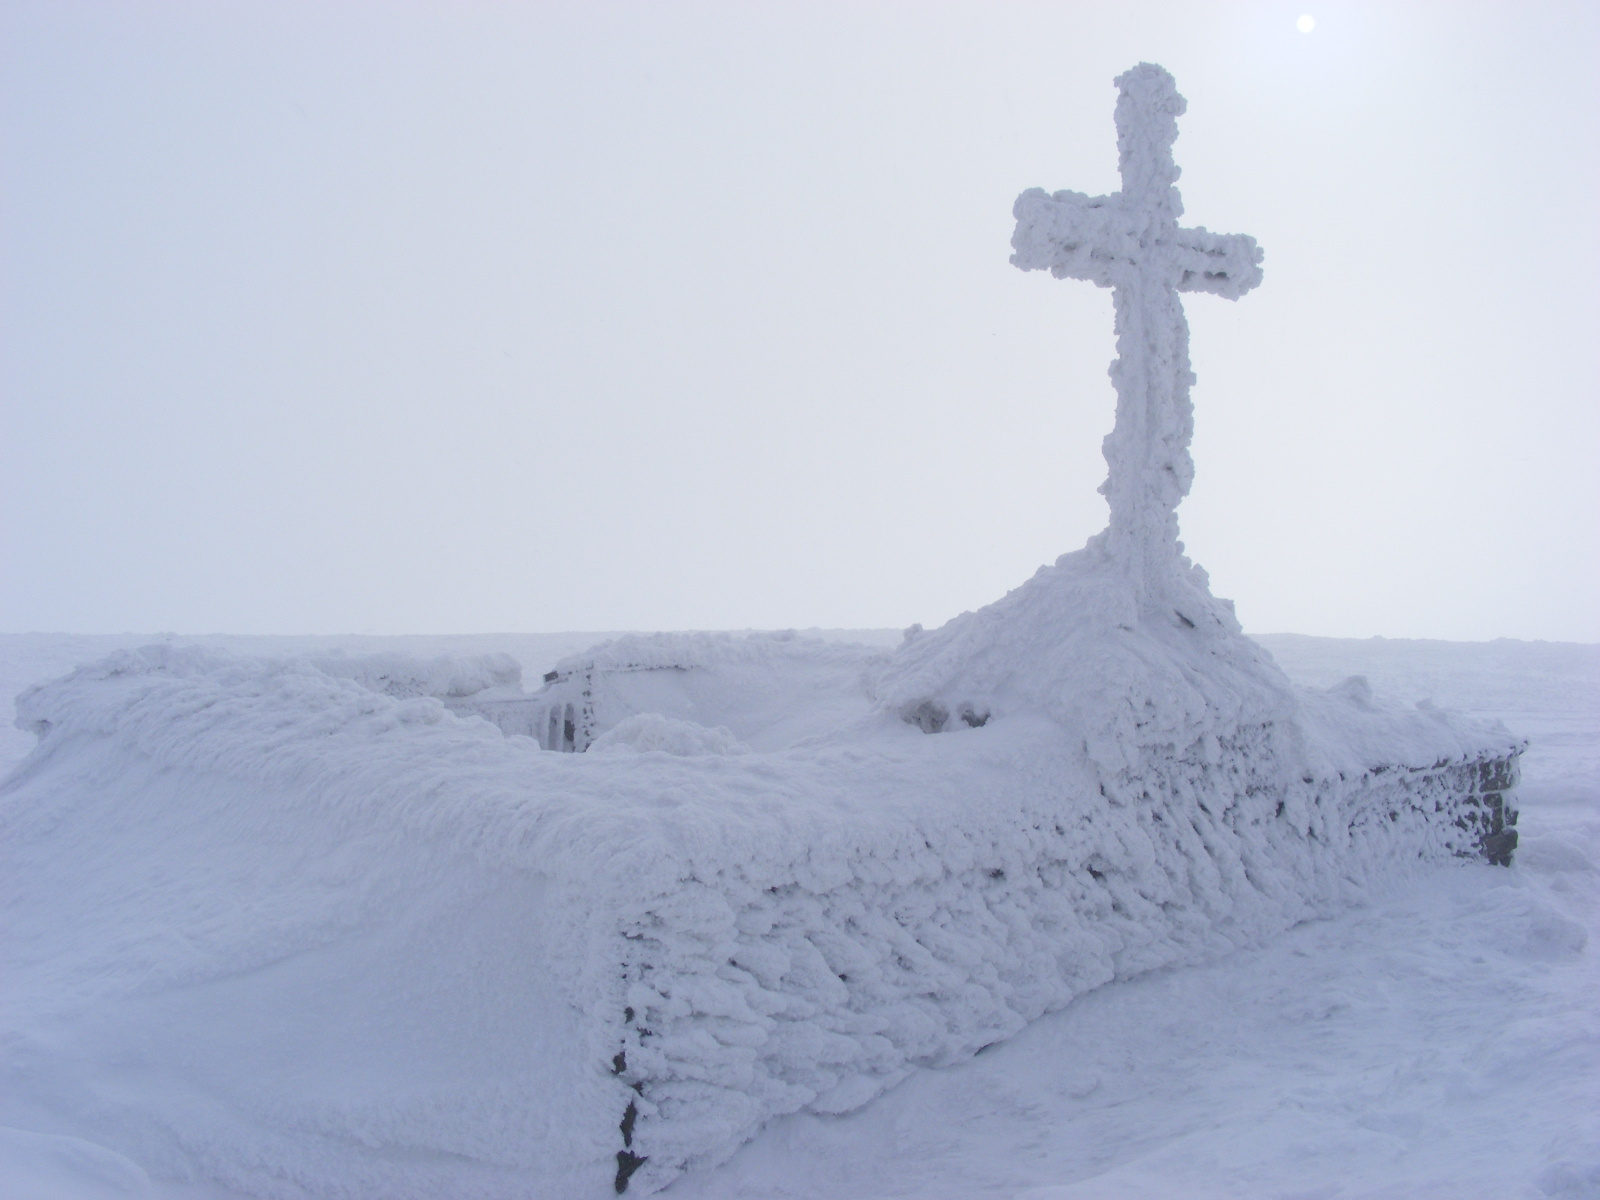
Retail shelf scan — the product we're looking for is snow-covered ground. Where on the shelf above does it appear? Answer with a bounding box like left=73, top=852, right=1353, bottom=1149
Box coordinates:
left=2, top=631, right=1595, bottom=1200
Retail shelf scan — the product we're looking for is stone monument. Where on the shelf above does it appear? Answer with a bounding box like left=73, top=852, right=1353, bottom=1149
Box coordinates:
left=4, top=64, right=1523, bottom=1200
left=1011, top=62, right=1262, bottom=604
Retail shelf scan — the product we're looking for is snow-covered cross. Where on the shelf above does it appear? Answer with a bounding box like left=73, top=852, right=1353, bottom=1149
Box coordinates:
left=1012, top=63, right=1263, bottom=602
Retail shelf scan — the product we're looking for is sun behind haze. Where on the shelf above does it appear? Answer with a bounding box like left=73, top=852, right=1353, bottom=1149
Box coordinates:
left=1, top=1, right=1595, bottom=640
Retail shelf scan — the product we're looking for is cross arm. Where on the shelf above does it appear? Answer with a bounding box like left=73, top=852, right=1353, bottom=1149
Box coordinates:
left=1171, top=226, right=1263, bottom=300
left=1010, top=187, right=1136, bottom=290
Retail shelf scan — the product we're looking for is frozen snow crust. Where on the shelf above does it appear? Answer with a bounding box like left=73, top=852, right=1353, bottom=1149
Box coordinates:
left=1, top=548, right=1522, bottom=1198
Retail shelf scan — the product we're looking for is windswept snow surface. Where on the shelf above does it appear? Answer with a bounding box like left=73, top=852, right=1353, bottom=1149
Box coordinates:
left=0, top=623, right=1594, bottom=1199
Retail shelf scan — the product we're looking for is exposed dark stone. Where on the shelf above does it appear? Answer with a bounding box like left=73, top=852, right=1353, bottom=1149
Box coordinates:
left=904, top=700, right=949, bottom=734
left=1482, top=828, right=1518, bottom=867
left=1479, top=758, right=1516, bottom=792
left=620, top=1100, right=638, bottom=1147
left=612, top=1051, right=626, bottom=1076
left=615, top=1149, right=647, bottom=1193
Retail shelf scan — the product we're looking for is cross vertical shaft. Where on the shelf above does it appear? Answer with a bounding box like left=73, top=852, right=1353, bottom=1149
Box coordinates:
left=1011, top=64, right=1263, bottom=604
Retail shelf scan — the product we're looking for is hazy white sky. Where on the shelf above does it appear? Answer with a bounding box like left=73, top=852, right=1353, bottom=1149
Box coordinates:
left=2, top=1, right=1596, bottom=640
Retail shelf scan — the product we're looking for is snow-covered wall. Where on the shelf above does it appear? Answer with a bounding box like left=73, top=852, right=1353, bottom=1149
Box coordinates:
left=610, top=734, right=1518, bottom=1192
left=2, top=569, right=1521, bottom=1195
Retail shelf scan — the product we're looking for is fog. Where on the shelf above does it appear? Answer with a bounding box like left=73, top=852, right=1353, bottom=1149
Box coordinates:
left=3, top=1, right=1596, bottom=640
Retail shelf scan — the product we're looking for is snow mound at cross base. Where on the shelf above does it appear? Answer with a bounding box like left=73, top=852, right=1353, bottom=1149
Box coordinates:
left=869, top=536, right=1485, bottom=786
left=1, top=552, right=1521, bottom=1198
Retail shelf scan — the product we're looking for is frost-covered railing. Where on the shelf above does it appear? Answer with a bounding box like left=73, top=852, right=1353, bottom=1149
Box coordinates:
left=449, top=633, right=877, bottom=757
left=453, top=676, right=591, bottom=752
left=311, top=648, right=601, bottom=753
left=453, top=662, right=631, bottom=753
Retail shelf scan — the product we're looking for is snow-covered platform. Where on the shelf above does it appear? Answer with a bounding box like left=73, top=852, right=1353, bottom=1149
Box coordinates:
left=2, top=546, right=1521, bottom=1197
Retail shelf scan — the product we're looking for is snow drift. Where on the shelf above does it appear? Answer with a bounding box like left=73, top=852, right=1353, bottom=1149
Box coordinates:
left=1, top=545, right=1521, bottom=1198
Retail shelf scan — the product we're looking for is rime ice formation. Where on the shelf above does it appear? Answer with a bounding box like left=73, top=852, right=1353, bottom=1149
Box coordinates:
left=1, top=64, right=1523, bottom=1200
left=1011, top=62, right=1262, bottom=604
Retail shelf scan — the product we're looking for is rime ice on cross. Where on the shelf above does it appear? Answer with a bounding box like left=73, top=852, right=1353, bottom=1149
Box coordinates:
left=1012, top=63, right=1263, bottom=601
